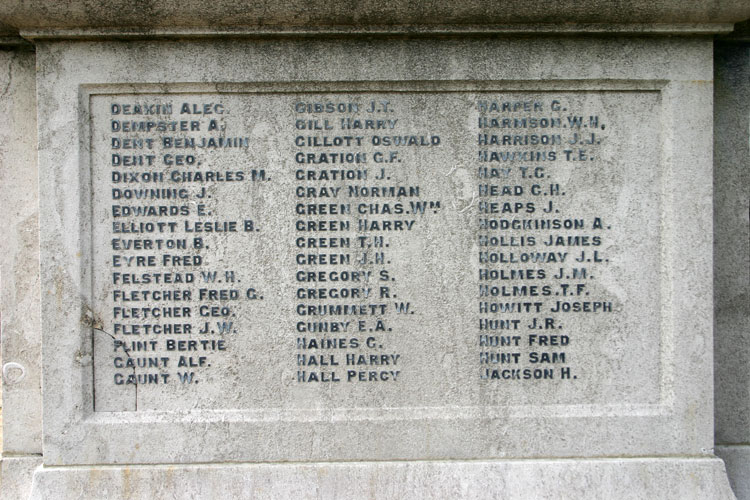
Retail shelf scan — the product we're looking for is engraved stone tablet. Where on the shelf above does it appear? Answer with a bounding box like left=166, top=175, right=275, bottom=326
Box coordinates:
left=89, top=89, right=661, bottom=412
left=36, top=40, right=720, bottom=478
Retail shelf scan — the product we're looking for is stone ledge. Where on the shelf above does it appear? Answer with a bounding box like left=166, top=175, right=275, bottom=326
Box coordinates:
left=15, top=23, right=740, bottom=41
left=0, top=0, right=748, bottom=35
left=28, top=457, right=735, bottom=500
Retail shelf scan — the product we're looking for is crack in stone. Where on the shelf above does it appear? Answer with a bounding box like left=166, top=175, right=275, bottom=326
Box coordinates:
left=82, top=307, right=138, bottom=411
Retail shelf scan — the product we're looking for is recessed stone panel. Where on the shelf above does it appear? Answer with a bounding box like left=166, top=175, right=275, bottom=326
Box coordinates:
left=88, top=87, right=662, bottom=413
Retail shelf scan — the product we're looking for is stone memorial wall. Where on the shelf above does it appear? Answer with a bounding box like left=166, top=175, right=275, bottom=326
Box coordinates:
left=0, top=2, right=747, bottom=499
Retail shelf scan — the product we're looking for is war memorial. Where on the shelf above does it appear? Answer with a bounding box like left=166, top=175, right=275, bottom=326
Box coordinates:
left=0, top=1, right=748, bottom=498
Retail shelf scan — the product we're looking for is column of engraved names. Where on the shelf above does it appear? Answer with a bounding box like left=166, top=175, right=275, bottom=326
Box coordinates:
left=104, top=98, right=260, bottom=399
left=475, top=96, right=614, bottom=384
left=292, top=97, right=441, bottom=387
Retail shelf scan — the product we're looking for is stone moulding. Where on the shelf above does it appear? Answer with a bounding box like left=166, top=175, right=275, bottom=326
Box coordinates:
left=0, top=0, right=748, bottom=37
left=9, top=23, right=743, bottom=40
left=27, top=458, right=736, bottom=500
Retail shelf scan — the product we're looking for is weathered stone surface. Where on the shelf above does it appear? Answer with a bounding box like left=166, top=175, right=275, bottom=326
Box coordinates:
left=35, top=37, right=718, bottom=477
left=1, top=456, right=42, bottom=500
left=28, top=458, right=736, bottom=500
left=0, top=0, right=747, bottom=33
left=714, top=36, right=750, bottom=448
left=0, top=3, right=738, bottom=499
left=0, top=47, right=42, bottom=455
left=717, top=446, right=750, bottom=500
left=714, top=34, right=750, bottom=500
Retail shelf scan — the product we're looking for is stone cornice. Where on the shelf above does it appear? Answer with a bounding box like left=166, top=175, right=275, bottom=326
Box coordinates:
left=0, top=0, right=748, bottom=40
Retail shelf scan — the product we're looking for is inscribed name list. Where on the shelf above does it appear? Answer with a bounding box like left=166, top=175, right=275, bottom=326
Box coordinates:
left=89, top=90, right=661, bottom=412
